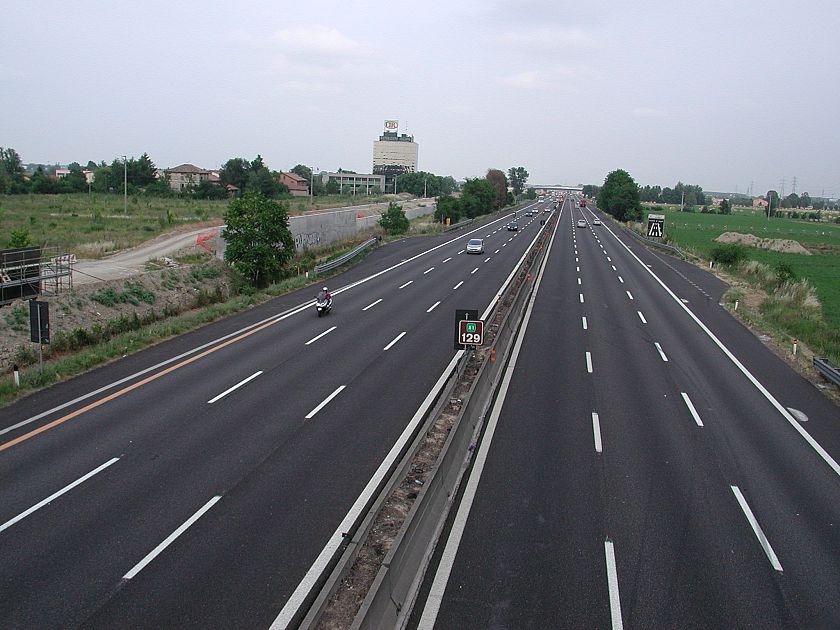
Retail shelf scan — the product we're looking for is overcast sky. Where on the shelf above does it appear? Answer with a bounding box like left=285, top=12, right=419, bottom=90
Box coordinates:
left=3, top=0, right=838, bottom=196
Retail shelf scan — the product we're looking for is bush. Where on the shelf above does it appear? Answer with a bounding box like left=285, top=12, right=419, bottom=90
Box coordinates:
left=773, top=261, right=797, bottom=286
left=710, top=243, right=747, bottom=266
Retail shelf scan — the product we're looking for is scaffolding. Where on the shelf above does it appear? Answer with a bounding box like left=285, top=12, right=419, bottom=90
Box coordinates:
left=0, top=247, right=74, bottom=307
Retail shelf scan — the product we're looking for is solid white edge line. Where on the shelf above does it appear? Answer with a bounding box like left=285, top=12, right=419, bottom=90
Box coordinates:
left=305, top=385, right=346, bottom=419
left=637, top=311, right=647, bottom=324
left=730, top=485, right=783, bottom=571
left=304, top=326, right=337, bottom=346
left=582, top=316, right=588, bottom=330
left=600, top=219, right=840, bottom=477
left=592, top=412, right=602, bottom=453
left=419, top=209, right=560, bottom=629
left=0, top=457, right=120, bottom=533
left=399, top=280, right=413, bottom=289
left=654, top=342, right=669, bottom=362
left=586, top=351, right=593, bottom=373
left=123, top=495, right=221, bottom=579
left=452, top=281, right=464, bottom=290
left=362, top=298, right=383, bottom=311
left=427, top=301, right=441, bottom=313
left=605, top=539, right=625, bottom=630
left=272, top=208, right=556, bottom=629
left=383, top=331, right=407, bottom=350
left=681, top=392, right=704, bottom=427
left=207, top=371, right=263, bottom=404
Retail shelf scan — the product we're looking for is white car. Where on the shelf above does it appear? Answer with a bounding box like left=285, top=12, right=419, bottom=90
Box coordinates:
left=593, top=218, right=601, bottom=225
left=577, top=219, right=587, bottom=228
left=466, top=238, right=484, bottom=254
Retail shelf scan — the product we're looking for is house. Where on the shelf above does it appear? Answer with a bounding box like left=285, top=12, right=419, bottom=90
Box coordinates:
left=278, top=171, right=309, bottom=196
left=166, top=163, right=210, bottom=191
left=753, top=197, right=769, bottom=208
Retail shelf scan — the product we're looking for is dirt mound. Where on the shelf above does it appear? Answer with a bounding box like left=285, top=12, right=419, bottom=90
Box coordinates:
left=715, top=232, right=811, bottom=255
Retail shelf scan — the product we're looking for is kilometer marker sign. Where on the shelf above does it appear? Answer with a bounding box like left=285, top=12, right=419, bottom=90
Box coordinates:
left=454, top=308, right=482, bottom=349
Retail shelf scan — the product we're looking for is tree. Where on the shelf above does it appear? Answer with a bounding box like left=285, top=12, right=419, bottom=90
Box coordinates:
left=9, top=228, right=33, bottom=248
left=597, top=169, right=642, bottom=221
left=56, top=165, right=87, bottom=193
left=524, top=188, right=536, bottom=200
left=765, top=190, right=780, bottom=217
left=582, top=184, right=601, bottom=198
left=0, top=147, right=26, bottom=193
left=782, top=193, right=800, bottom=209
left=485, top=169, right=508, bottom=210
left=191, top=179, right=228, bottom=200
left=30, top=166, right=56, bottom=194
left=460, top=178, right=497, bottom=218
left=719, top=198, right=731, bottom=215
left=435, top=194, right=461, bottom=224
left=133, top=152, right=157, bottom=186
left=325, top=179, right=340, bottom=195
left=220, top=157, right=251, bottom=192
left=222, top=192, right=295, bottom=286
left=507, top=166, right=529, bottom=196
left=378, top=201, right=410, bottom=235
left=800, top=192, right=812, bottom=208
left=245, top=167, right=284, bottom=198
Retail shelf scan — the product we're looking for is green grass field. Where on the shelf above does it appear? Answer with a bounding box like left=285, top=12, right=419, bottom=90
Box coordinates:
left=644, top=206, right=840, bottom=330
left=0, top=192, right=397, bottom=258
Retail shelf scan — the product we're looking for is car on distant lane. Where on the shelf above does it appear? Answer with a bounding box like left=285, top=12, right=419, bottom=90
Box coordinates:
left=577, top=219, right=587, bottom=228
left=508, top=222, right=519, bottom=231
left=593, top=218, right=601, bottom=225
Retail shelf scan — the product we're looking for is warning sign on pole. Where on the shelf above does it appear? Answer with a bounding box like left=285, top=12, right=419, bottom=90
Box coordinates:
left=647, top=213, right=665, bottom=238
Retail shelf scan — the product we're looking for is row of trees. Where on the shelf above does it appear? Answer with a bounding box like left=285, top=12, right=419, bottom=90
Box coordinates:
left=434, top=169, right=514, bottom=224
left=394, top=171, right=457, bottom=197
left=638, top=182, right=707, bottom=206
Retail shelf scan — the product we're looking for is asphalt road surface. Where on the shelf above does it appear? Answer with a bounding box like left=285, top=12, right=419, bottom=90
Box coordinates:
left=414, top=198, right=840, bottom=629
left=0, top=201, right=549, bottom=628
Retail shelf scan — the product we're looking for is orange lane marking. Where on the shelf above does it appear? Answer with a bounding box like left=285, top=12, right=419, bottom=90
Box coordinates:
left=0, top=319, right=278, bottom=453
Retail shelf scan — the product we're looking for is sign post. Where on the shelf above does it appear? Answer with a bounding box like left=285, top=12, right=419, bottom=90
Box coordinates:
left=29, top=299, right=49, bottom=371
left=647, top=213, right=665, bottom=238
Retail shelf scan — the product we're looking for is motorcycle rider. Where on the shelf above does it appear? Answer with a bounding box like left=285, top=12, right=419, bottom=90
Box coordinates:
left=318, top=286, right=332, bottom=305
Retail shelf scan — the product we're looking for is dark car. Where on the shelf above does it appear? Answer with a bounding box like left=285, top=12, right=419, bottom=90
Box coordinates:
left=508, top=222, right=519, bottom=231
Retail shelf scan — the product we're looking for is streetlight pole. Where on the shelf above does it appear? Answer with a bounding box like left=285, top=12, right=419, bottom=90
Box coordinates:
left=123, top=155, right=128, bottom=214
left=424, top=175, right=427, bottom=198
left=310, top=166, right=318, bottom=207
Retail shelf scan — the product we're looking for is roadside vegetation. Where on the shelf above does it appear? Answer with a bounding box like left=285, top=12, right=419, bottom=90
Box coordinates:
left=641, top=205, right=840, bottom=367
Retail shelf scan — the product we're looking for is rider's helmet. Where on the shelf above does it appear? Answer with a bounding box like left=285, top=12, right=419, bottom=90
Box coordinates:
left=323, top=287, right=328, bottom=292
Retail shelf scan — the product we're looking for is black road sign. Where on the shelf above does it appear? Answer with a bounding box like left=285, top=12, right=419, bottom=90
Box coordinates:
left=647, top=213, right=665, bottom=238
left=29, top=299, right=50, bottom=344
left=454, top=308, right=479, bottom=349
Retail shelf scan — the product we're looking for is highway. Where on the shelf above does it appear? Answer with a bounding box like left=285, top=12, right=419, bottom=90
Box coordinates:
left=0, top=201, right=551, bottom=628
left=415, top=198, right=840, bottom=628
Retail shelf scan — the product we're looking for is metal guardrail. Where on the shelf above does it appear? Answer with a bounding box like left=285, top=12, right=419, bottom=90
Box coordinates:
left=350, top=215, right=555, bottom=629
left=624, top=226, right=686, bottom=259
left=313, top=238, right=377, bottom=275
left=814, top=357, right=840, bottom=386
left=443, top=218, right=474, bottom=232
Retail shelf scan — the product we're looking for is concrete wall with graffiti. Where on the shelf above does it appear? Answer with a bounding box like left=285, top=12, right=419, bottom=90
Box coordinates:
left=213, top=200, right=436, bottom=260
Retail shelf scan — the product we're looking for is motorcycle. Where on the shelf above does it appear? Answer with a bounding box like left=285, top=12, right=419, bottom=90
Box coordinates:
left=315, top=292, right=332, bottom=317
